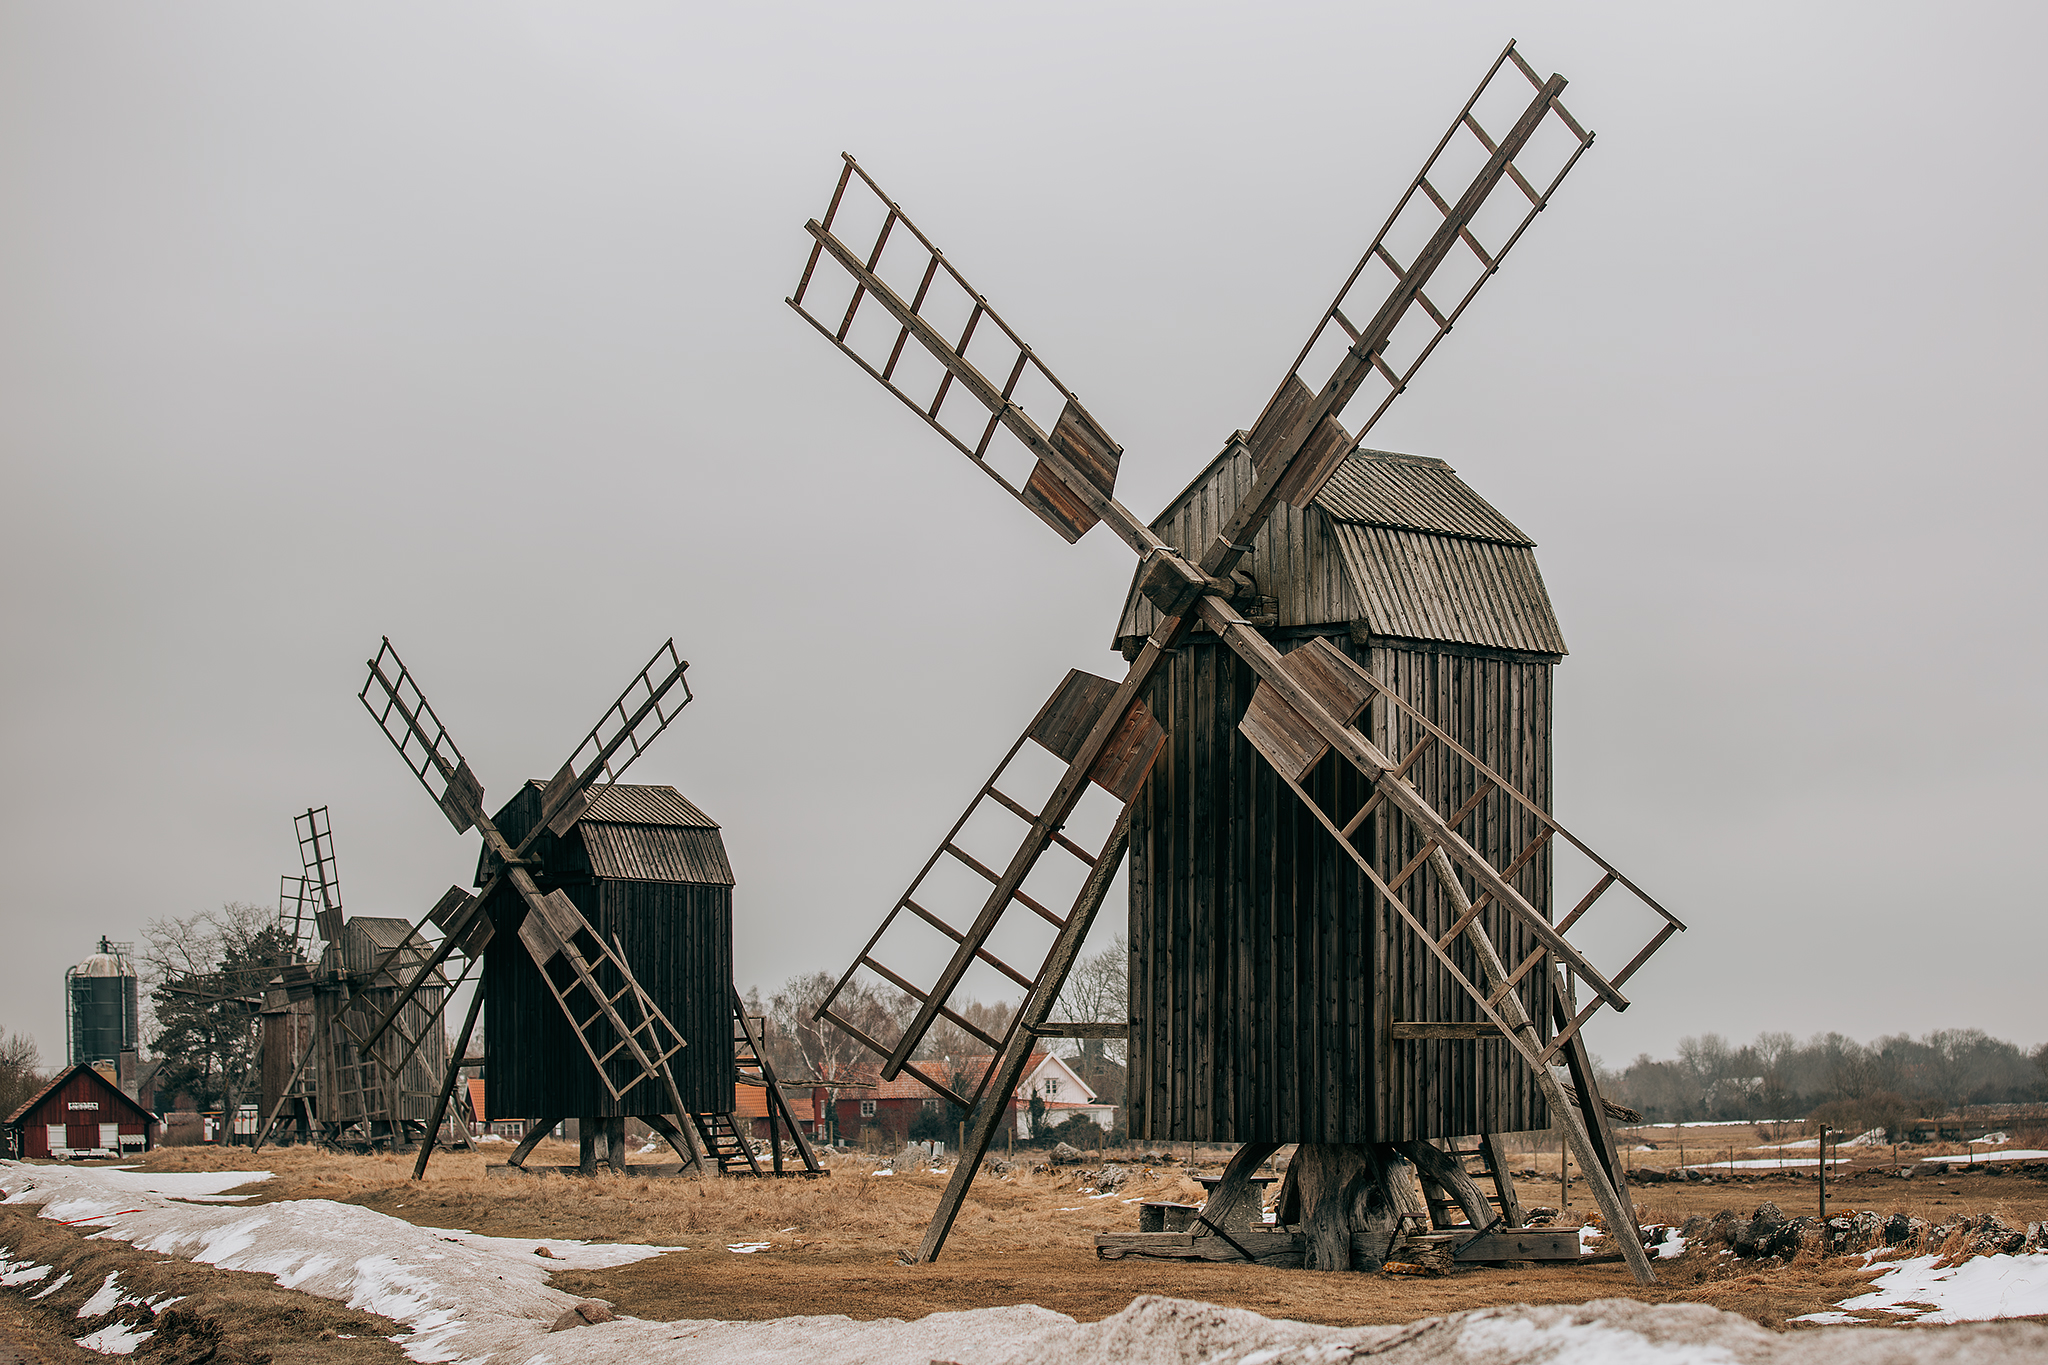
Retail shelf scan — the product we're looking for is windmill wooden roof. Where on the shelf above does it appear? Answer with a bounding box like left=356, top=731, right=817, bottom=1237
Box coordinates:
left=480, top=782, right=734, bottom=887
left=1114, top=441, right=1567, bottom=657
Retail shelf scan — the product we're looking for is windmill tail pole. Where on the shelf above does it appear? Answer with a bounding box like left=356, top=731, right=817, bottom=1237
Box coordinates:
left=1426, top=847, right=1655, bottom=1286
left=913, top=809, right=1132, bottom=1264
left=412, top=984, right=486, bottom=1181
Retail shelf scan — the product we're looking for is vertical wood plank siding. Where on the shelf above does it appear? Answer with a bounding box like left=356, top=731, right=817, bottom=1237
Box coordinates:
left=484, top=784, right=735, bottom=1118
left=1128, top=634, right=1552, bottom=1142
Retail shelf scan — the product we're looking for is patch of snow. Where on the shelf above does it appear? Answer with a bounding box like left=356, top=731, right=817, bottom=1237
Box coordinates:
left=2, top=1159, right=675, bottom=1363
left=76, top=1271, right=124, bottom=1318
left=1681, top=1157, right=1844, bottom=1170
left=1456, top=1311, right=1745, bottom=1364
left=32, top=1269, right=73, bottom=1299
left=418, top=1227, right=685, bottom=1271
left=1793, top=1251, right=2048, bottom=1325
left=726, top=1242, right=772, bottom=1254
left=1657, top=1233, right=1688, bottom=1260
left=1975, top=1131, right=2010, bottom=1145
left=0, top=1254, right=52, bottom=1288
left=37, top=1169, right=274, bottom=1200
left=1922, top=1149, right=2048, bottom=1165
left=74, top=1321, right=154, bottom=1354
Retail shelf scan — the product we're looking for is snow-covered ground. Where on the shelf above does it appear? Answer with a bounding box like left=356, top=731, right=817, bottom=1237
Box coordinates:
left=1680, top=1157, right=1848, bottom=1171
left=1921, top=1149, right=2048, bottom=1165
left=1, top=1161, right=675, bottom=1361
left=7, top=1161, right=2048, bottom=1363
left=1794, top=1251, right=2048, bottom=1325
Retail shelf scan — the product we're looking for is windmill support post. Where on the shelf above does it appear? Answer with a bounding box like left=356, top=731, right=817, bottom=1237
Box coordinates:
left=914, top=810, right=1132, bottom=1263
left=504, top=1115, right=562, bottom=1169
left=411, top=984, right=486, bottom=1180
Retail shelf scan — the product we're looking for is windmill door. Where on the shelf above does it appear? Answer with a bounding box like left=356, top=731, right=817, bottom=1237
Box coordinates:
left=67, top=1123, right=97, bottom=1152
left=45, top=1124, right=64, bottom=1155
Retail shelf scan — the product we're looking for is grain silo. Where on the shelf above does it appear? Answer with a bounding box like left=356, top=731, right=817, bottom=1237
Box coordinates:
left=66, top=937, right=139, bottom=1070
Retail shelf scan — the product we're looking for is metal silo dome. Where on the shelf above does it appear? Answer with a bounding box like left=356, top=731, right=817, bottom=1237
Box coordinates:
left=67, top=936, right=139, bottom=1068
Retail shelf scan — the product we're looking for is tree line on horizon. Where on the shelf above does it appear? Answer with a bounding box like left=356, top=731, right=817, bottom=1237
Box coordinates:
left=1600, top=1028, right=2048, bottom=1133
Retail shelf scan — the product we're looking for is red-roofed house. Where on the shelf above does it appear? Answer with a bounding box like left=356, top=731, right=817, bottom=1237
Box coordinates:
left=733, top=1071, right=823, bottom=1142
left=4, top=1063, right=153, bottom=1159
left=832, top=1052, right=1112, bottom=1146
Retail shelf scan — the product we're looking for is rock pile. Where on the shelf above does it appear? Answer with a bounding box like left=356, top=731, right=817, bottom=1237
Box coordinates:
left=1680, top=1202, right=2048, bottom=1263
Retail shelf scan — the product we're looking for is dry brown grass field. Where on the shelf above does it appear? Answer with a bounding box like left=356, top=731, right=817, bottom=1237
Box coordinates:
left=93, top=1128, right=2048, bottom=1332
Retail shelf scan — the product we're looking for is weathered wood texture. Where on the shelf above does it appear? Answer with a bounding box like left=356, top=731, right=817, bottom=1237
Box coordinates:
left=1127, top=632, right=1554, bottom=1142
left=313, top=917, right=448, bottom=1126
left=483, top=782, right=735, bottom=1118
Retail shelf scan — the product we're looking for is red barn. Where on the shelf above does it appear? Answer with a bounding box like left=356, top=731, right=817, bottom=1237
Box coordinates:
left=5, top=1063, right=153, bottom=1159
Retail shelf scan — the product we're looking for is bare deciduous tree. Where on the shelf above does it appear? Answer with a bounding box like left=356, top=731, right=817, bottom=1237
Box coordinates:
left=0, top=1031, right=43, bottom=1121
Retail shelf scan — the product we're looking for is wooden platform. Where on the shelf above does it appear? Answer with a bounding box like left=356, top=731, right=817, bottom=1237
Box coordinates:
left=1095, top=1224, right=1580, bottom=1267
left=486, top=1162, right=827, bottom=1179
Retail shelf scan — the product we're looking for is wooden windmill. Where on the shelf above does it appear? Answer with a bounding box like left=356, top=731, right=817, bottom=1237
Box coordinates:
left=255, top=806, right=455, bottom=1150
left=789, top=41, right=1679, bottom=1284
left=347, top=638, right=822, bottom=1180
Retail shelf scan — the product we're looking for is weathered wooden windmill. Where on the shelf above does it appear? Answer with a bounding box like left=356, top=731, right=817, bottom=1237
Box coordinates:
left=790, top=41, right=1679, bottom=1283
left=347, top=639, right=822, bottom=1179
left=256, top=807, right=454, bottom=1149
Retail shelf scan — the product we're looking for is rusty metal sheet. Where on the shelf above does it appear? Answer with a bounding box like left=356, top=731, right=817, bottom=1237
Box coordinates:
left=1028, top=669, right=1121, bottom=764
left=1086, top=698, right=1166, bottom=803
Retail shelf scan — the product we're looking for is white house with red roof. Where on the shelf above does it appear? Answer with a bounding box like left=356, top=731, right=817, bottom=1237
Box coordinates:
left=828, top=1050, right=1114, bottom=1145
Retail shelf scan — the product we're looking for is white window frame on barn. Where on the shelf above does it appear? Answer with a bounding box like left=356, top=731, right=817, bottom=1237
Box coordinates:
left=859, top=1099, right=876, bottom=1117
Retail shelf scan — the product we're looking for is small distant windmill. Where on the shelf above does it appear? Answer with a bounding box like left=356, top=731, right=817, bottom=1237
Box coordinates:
left=255, top=806, right=456, bottom=1150
left=345, top=638, right=817, bottom=1180
left=790, top=41, right=1679, bottom=1283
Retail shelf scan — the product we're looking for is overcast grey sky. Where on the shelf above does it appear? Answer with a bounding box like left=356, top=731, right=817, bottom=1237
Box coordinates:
left=3, top=2, right=2042, bottom=1075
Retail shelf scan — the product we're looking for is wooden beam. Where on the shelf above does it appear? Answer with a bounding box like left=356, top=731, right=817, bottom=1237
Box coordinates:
left=1030, top=1022, right=1128, bottom=1038
left=1390, top=1022, right=1503, bottom=1040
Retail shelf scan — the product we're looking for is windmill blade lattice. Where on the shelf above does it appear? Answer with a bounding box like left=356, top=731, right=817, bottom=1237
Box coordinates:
left=815, top=667, right=1161, bottom=1095
left=789, top=159, right=1128, bottom=547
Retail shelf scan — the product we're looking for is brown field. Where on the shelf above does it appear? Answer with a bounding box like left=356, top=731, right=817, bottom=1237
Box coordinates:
left=82, top=1128, right=2048, bottom=1334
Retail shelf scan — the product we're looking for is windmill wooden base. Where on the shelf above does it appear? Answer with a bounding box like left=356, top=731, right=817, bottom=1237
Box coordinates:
left=1097, top=1136, right=1580, bottom=1272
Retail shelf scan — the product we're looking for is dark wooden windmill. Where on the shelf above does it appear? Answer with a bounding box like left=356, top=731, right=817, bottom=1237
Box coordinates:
left=789, top=41, right=1680, bottom=1283
left=348, top=639, right=822, bottom=1179
left=254, top=807, right=454, bottom=1150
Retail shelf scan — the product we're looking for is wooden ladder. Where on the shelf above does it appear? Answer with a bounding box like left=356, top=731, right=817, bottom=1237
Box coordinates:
left=730, top=990, right=825, bottom=1176
left=689, top=1111, right=763, bottom=1175
left=517, top=892, right=689, bottom=1106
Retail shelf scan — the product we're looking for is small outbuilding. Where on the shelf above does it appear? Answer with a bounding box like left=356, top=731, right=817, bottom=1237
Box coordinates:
left=5, top=1062, right=154, bottom=1159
